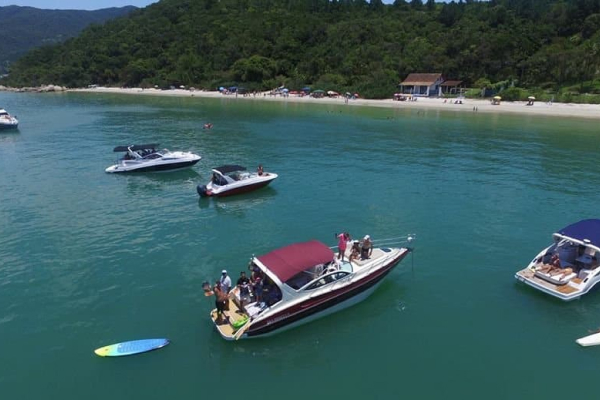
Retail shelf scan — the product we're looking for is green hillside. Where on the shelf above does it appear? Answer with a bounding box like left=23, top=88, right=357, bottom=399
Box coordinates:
left=4, top=0, right=600, bottom=100
left=0, top=5, right=136, bottom=74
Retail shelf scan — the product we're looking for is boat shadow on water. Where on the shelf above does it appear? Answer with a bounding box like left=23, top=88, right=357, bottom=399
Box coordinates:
left=118, top=169, right=202, bottom=193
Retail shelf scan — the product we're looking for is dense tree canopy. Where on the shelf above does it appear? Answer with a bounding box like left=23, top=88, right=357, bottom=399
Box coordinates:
left=4, top=0, right=600, bottom=99
left=0, top=5, right=136, bottom=74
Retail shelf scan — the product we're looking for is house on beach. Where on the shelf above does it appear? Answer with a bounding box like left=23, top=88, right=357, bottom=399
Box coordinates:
left=399, top=73, right=463, bottom=97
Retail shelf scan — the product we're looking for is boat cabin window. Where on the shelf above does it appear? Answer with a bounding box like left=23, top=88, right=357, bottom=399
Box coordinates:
left=285, top=262, right=331, bottom=289
left=303, top=271, right=350, bottom=291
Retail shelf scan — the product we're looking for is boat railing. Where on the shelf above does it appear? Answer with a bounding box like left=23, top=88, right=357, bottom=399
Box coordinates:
left=331, top=234, right=416, bottom=251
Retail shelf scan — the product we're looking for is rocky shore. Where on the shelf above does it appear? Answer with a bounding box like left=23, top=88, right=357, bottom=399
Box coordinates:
left=0, top=84, right=66, bottom=93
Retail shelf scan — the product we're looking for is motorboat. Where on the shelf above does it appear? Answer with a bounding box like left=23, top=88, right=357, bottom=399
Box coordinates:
left=0, top=108, right=19, bottom=129
left=209, top=237, right=412, bottom=340
left=515, top=219, right=600, bottom=301
left=105, top=144, right=201, bottom=173
left=196, top=165, right=277, bottom=197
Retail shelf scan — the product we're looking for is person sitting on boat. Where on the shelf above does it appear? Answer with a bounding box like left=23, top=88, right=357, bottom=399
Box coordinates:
left=257, top=164, right=264, bottom=176
left=349, top=241, right=361, bottom=262
left=551, top=253, right=561, bottom=268
left=361, top=235, right=373, bottom=260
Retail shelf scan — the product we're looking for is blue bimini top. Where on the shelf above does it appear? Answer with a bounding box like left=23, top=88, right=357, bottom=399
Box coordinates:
left=557, top=219, right=600, bottom=248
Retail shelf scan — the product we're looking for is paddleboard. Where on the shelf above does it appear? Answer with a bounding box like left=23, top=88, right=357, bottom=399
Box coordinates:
left=576, top=332, right=600, bottom=347
left=94, top=338, right=170, bottom=357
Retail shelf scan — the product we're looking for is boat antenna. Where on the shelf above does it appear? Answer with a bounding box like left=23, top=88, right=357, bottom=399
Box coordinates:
left=407, top=235, right=415, bottom=277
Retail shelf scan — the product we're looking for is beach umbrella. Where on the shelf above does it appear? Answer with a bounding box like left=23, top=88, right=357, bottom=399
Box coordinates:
left=528, top=96, right=535, bottom=100
left=493, top=96, right=501, bottom=100
left=282, top=88, right=289, bottom=92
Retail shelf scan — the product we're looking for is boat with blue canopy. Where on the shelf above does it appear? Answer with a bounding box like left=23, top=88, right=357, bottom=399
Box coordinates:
left=515, top=219, right=600, bottom=301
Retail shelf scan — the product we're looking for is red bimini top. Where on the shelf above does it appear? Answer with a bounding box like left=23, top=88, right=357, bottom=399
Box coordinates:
left=256, top=240, right=334, bottom=282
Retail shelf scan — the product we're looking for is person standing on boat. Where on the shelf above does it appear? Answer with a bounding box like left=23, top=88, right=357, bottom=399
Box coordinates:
left=220, top=270, right=232, bottom=293
left=237, top=271, right=251, bottom=306
left=213, top=281, right=228, bottom=323
left=361, top=235, right=373, bottom=260
left=337, top=233, right=348, bottom=261
left=257, top=164, right=264, bottom=176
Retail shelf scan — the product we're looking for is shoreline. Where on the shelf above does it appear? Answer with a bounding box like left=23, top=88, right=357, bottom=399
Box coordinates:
left=66, top=87, right=600, bottom=120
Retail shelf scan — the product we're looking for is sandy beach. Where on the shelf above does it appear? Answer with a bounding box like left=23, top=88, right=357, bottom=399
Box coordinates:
left=70, top=87, right=600, bottom=120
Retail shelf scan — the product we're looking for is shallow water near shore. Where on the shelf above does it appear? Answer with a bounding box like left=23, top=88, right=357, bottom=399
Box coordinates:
left=1, top=91, right=600, bottom=399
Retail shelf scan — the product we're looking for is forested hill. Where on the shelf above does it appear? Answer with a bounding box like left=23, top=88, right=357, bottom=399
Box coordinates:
left=4, top=0, right=600, bottom=99
left=0, top=5, right=137, bottom=74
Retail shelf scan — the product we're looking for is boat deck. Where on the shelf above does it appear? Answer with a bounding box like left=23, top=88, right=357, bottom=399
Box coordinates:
left=344, top=247, right=387, bottom=267
left=516, top=267, right=581, bottom=295
left=210, top=297, right=248, bottom=339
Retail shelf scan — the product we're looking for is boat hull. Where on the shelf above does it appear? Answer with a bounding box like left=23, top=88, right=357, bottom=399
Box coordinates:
left=576, top=332, right=600, bottom=347
left=0, top=122, right=18, bottom=130
left=243, top=250, right=408, bottom=339
left=105, top=158, right=200, bottom=173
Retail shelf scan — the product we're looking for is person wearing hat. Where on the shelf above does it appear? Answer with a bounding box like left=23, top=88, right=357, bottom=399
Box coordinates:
left=361, top=235, right=372, bottom=260
left=220, top=270, right=232, bottom=294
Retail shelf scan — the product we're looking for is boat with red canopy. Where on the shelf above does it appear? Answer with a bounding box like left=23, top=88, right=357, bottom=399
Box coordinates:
left=209, top=237, right=412, bottom=340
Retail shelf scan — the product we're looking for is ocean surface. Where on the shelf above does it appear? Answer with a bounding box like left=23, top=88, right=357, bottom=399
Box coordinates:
left=1, top=91, right=599, bottom=399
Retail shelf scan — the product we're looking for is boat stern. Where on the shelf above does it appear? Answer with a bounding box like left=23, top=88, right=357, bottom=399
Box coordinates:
left=515, top=267, right=584, bottom=301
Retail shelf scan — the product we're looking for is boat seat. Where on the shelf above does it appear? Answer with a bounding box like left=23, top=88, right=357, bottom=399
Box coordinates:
left=534, top=269, right=577, bottom=285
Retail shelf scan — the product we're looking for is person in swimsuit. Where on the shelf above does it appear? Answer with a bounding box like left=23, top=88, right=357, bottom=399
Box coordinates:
left=337, top=233, right=348, bottom=261
left=213, top=281, right=228, bottom=323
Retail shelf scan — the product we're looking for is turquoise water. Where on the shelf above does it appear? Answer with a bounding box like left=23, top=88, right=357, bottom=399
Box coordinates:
left=1, top=91, right=600, bottom=399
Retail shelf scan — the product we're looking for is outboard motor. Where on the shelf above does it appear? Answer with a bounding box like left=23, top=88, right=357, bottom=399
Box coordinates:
left=197, top=184, right=209, bottom=197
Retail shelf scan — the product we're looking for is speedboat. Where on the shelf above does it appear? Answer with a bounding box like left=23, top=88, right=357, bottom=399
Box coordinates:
left=196, top=165, right=277, bottom=197
left=515, top=219, right=600, bottom=301
left=0, top=108, right=19, bottom=129
left=209, top=237, right=412, bottom=340
left=105, top=144, right=201, bottom=173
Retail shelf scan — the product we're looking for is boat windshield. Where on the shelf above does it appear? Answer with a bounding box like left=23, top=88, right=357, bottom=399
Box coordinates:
left=302, top=271, right=350, bottom=291
left=285, top=260, right=347, bottom=290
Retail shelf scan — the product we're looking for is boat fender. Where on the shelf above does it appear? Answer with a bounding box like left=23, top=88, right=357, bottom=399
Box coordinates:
left=232, top=316, right=249, bottom=330
left=197, top=184, right=209, bottom=197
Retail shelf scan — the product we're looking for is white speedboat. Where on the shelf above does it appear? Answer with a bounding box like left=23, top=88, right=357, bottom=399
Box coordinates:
left=209, top=237, right=411, bottom=340
left=515, top=219, right=600, bottom=301
left=0, top=108, right=19, bottom=129
left=196, top=165, right=277, bottom=197
left=105, top=144, right=201, bottom=173
left=576, top=331, right=600, bottom=347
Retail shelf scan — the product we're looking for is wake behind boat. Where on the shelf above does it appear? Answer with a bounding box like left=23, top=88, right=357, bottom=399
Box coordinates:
left=515, top=219, right=600, bottom=301
left=0, top=108, right=19, bottom=130
left=209, top=236, right=412, bottom=340
left=105, top=144, right=201, bottom=173
left=196, top=164, right=277, bottom=197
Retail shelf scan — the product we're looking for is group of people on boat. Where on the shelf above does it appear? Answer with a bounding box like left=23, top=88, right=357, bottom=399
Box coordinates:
left=337, top=232, right=372, bottom=262
left=209, top=266, right=282, bottom=323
